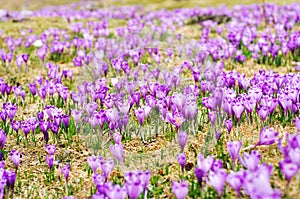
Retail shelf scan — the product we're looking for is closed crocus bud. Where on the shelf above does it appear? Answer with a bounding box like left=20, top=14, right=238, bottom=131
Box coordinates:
left=22, top=54, right=29, bottom=63
left=110, top=143, right=124, bottom=164
left=29, top=83, right=37, bottom=96
left=0, top=129, right=7, bottom=149
left=227, top=141, right=242, bottom=168
left=101, top=158, right=114, bottom=179
left=113, top=132, right=122, bottom=144
left=134, top=108, right=145, bottom=126
left=178, top=131, right=188, bottom=152
left=60, top=164, right=70, bottom=183
left=46, top=155, right=55, bottom=169
left=177, top=153, right=186, bottom=173
left=215, top=130, right=221, bottom=142
left=172, top=180, right=189, bottom=199
left=4, top=170, right=16, bottom=189
left=194, top=166, right=204, bottom=188
left=208, top=111, right=216, bottom=127
left=71, top=109, right=82, bottom=127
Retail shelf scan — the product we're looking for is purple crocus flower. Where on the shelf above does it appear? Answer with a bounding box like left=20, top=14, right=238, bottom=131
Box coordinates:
left=60, top=164, right=70, bottom=183
left=226, top=170, right=246, bottom=196
left=101, top=158, right=114, bottom=179
left=87, top=155, right=103, bottom=174
left=239, top=150, right=261, bottom=171
left=244, top=164, right=281, bottom=198
left=227, top=140, right=242, bottom=168
left=22, top=54, right=29, bottom=63
left=177, top=153, right=186, bottom=173
left=105, top=184, right=127, bottom=199
left=10, top=149, right=22, bottom=169
left=46, top=155, right=55, bottom=169
left=194, top=166, right=204, bottom=188
left=3, top=102, right=18, bottom=121
left=172, top=180, right=189, bottom=199
left=110, top=143, right=124, bottom=164
left=255, top=127, right=278, bottom=146
left=197, top=154, right=214, bottom=178
left=71, top=109, right=82, bottom=127
left=113, top=132, right=122, bottom=144
left=293, top=116, right=300, bottom=132
left=178, top=130, right=188, bottom=152
left=0, top=130, right=6, bottom=149
left=208, top=168, right=227, bottom=197
left=45, top=144, right=56, bottom=155
left=29, top=83, right=37, bottom=96
left=134, top=108, right=145, bottom=126
left=257, top=105, right=269, bottom=124
left=137, top=170, right=151, bottom=191
left=124, top=172, right=144, bottom=199
left=16, top=56, right=23, bottom=68
left=215, top=130, right=221, bottom=142
left=4, top=170, right=16, bottom=189
left=11, top=120, right=21, bottom=134
left=232, top=101, right=244, bottom=123
left=279, top=160, right=299, bottom=184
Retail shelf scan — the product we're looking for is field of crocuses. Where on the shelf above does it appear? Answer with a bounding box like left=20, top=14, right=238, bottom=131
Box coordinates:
left=0, top=0, right=300, bottom=198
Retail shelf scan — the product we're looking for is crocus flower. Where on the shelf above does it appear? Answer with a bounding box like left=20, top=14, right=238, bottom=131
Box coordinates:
left=0, top=129, right=6, bottom=149
left=279, top=160, right=299, bottom=184
left=194, top=166, right=204, bottom=188
left=227, top=140, right=242, bottom=168
left=124, top=172, right=143, bottom=199
left=172, top=180, right=189, bottom=199
left=10, top=149, right=22, bottom=169
left=293, top=116, right=300, bottom=132
left=137, top=170, right=151, bottom=191
left=4, top=170, right=16, bottom=189
left=239, top=150, right=261, bottom=171
left=244, top=164, right=281, bottom=198
left=208, top=168, right=227, bottom=197
left=113, top=132, right=122, bottom=144
left=87, top=155, right=103, bottom=174
left=3, top=102, right=17, bottom=121
left=197, top=154, right=214, bottom=178
left=134, top=108, right=145, bottom=126
left=46, top=155, right=55, bottom=169
left=177, top=153, right=186, bottom=173
left=105, top=184, right=127, bottom=199
left=215, top=130, right=221, bottom=142
left=45, top=144, right=56, bottom=155
left=255, top=127, right=278, bottom=146
left=71, top=109, right=82, bottom=127
left=101, top=158, right=114, bottom=179
left=60, top=164, right=70, bottom=183
left=178, top=130, right=188, bottom=152
left=110, top=143, right=124, bottom=164
left=226, top=170, right=245, bottom=196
